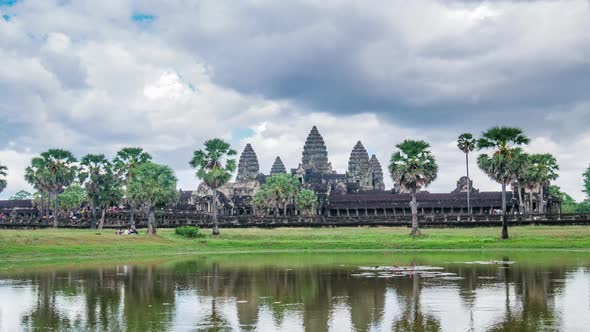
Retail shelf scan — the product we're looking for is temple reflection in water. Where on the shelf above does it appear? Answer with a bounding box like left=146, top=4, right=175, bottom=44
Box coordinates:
left=1, top=253, right=589, bottom=331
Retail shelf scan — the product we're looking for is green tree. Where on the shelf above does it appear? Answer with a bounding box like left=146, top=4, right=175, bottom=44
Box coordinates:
left=583, top=164, right=590, bottom=198
left=577, top=199, right=590, bottom=213
left=457, top=133, right=476, bottom=213
left=80, top=154, right=109, bottom=228
left=25, top=157, right=52, bottom=217
left=113, top=147, right=152, bottom=228
left=548, top=185, right=578, bottom=214
left=296, top=189, right=318, bottom=216
left=59, top=184, right=87, bottom=213
left=96, top=167, right=123, bottom=230
left=261, top=174, right=300, bottom=216
left=477, top=126, right=530, bottom=239
left=0, top=162, right=7, bottom=194
left=507, top=148, right=530, bottom=214
left=127, top=162, right=178, bottom=234
left=38, top=149, right=79, bottom=227
left=189, top=139, right=237, bottom=235
left=389, top=140, right=438, bottom=236
left=526, top=154, right=559, bottom=214
left=252, top=188, right=270, bottom=216
left=10, top=190, right=32, bottom=200
left=80, top=154, right=123, bottom=229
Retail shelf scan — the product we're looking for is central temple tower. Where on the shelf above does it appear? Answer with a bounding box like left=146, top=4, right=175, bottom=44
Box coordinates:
left=300, top=126, right=333, bottom=173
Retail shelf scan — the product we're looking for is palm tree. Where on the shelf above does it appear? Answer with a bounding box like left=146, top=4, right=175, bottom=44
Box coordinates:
left=127, top=162, right=177, bottom=234
left=527, top=154, right=559, bottom=214
left=457, top=133, right=476, bottom=214
left=389, top=140, right=438, bottom=236
left=477, top=126, right=530, bottom=239
left=0, top=162, right=7, bottom=194
left=296, top=189, right=318, bottom=216
left=113, top=147, right=152, bottom=227
left=39, top=149, right=79, bottom=227
left=507, top=148, right=530, bottom=214
left=25, top=157, right=52, bottom=218
left=189, top=139, right=237, bottom=235
left=80, top=154, right=110, bottom=228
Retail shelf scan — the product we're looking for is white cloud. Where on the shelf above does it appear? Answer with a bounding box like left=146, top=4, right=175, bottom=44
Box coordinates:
left=1, top=0, right=589, bottom=203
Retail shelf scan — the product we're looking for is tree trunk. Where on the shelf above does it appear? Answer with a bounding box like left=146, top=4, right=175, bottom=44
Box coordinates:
left=212, top=189, right=219, bottom=235
left=539, top=184, right=545, bottom=215
left=91, top=198, right=97, bottom=229
left=517, top=183, right=524, bottom=214
left=410, top=189, right=420, bottom=236
left=53, top=192, right=59, bottom=228
left=147, top=205, right=156, bottom=234
left=529, top=188, right=534, bottom=216
left=466, top=153, right=471, bottom=214
left=129, top=205, right=135, bottom=228
left=40, top=192, right=45, bottom=219
left=98, top=208, right=106, bottom=230
left=501, top=182, right=508, bottom=239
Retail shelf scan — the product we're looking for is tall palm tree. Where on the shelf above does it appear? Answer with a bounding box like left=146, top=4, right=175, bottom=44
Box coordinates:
left=127, top=162, right=177, bottom=234
left=25, top=157, right=52, bottom=218
left=0, top=162, right=7, bottom=194
left=113, top=147, right=152, bottom=227
left=80, top=154, right=110, bottom=229
left=189, top=139, right=237, bottom=235
left=507, top=148, right=530, bottom=214
left=39, top=149, right=79, bottom=227
left=527, top=153, right=559, bottom=214
left=457, top=133, right=476, bottom=214
left=389, top=140, right=438, bottom=236
left=477, top=126, right=530, bottom=239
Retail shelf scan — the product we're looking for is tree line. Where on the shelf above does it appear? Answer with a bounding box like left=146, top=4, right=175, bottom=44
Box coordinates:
left=1, top=127, right=590, bottom=238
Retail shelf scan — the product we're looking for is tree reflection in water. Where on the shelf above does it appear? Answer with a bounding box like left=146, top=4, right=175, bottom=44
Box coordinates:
left=2, top=252, right=590, bottom=331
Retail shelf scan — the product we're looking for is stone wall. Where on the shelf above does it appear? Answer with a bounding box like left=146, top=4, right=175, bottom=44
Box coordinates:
left=2, top=211, right=589, bottom=228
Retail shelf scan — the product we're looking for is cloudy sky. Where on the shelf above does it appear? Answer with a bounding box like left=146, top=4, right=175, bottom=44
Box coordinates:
left=1, top=0, right=590, bottom=200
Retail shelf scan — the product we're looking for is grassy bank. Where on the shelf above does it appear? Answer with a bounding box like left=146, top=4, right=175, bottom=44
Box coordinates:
left=1, top=225, right=590, bottom=265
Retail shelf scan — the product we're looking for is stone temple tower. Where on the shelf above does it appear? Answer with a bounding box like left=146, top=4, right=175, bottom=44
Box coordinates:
left=369, top=154, right=386, bottom=191
left=347, top=141, right=372, bottom=189
left=236, top=143, right=260, bottom=182
left=301, top=126, right=333, bottom=173
left=270, top=156, right=286, bottom=176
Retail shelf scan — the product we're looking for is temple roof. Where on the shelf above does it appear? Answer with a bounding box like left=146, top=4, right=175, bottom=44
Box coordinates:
left=270, top=156, right=286, bottom=175
left=301, top=126, right=332, bottom=173
left=0, top=200, right=34, bottom=209
left=329, top=192, right=514, bottom=209
left=236, top=143, right=260, bottom=182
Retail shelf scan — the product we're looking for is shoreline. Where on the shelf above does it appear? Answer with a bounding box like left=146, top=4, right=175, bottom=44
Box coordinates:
left=2, top=226, right=590, bottom=269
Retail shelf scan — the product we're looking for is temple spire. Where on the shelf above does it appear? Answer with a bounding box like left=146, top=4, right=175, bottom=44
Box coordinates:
left=270, top=156, right=286, bottom=175
left=236, top=143, right=260, bottom=182
left=301, top=126, right=332, bottom=173
left=347, top=141, right=371, bottom=188
left=369, top=154, right=386, bottom=191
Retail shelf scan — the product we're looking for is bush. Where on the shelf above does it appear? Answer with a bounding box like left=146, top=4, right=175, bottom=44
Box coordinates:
left=175, top=226, right=200, bottom=238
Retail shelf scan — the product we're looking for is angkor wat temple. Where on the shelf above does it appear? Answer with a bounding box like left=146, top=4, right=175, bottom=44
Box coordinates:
left=179, top=126, right=558, bottom=217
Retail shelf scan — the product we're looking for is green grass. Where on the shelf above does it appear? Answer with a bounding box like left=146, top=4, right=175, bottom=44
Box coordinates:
left=1, top=226, right=590, bottom=268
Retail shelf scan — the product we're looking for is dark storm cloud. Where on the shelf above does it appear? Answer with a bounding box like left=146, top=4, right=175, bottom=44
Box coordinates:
left=152, top=0, right=590, bottom=133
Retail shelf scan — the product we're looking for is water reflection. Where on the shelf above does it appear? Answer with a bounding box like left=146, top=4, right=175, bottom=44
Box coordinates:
left=0, top=253, right=589, bottom=331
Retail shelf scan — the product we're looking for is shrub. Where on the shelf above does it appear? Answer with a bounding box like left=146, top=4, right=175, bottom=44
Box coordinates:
left=175, top=226, right=200, bottom=238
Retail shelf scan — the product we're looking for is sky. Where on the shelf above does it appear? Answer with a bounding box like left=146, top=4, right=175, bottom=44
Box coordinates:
left=1, top=0, right=590, bottom=200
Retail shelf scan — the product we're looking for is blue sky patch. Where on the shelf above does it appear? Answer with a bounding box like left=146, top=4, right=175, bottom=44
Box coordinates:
left=131, top=12, right=155, bottom=23
left=2, top=14, right=9, bottom=21
left=0, top=0, right=18, bottom=6
left=233, top=128, right=255, bottom=141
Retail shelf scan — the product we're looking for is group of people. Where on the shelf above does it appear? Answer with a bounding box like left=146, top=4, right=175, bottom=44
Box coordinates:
left=115, top=227, right=138, bottom=235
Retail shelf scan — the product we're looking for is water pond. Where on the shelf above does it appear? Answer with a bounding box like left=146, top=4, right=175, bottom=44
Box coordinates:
left=0, top=251, right=589, bottom=331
